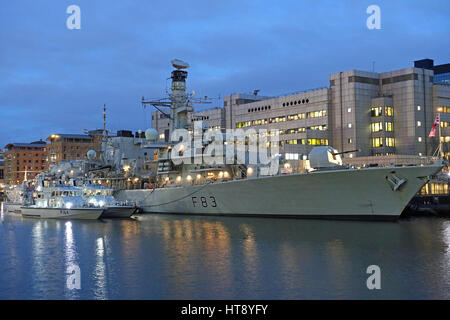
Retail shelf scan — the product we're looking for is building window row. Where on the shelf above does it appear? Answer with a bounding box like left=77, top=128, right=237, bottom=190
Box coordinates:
left=269, top=116, right=286, bottom=123
left=371, top=122, right=394, bottom=132
left=440, top=136, right=450, bottom=143
left=308, top=125, right=327, bottom=131
left=192, top=116, right=210, bottom=121
left=235, top=121, right=326, bottom=133
left=236, top=121, right=251, bottom=128
left=252, top=119, right=267, bottom=126
left=307, top=110, right=327, bottom=118
left=371, top=122, right=383, bottom=132
left=381, top=73, right=418, bottom=85
left=421, top=182, right=449, bottom=196
left=287, top=113, right=306, bottom=121
left=248, top=106, right=271, bottom=113
left=371, top=106, right=393, bottom=117
left=372, top=137, right=396, bottom=148
left=441, top=121, right=450, bottom=127
left=282, top=99, right=309, bottom=107
left=283, top=128, right=302, bottom=134
left=280, top=139, right=328, bottom=146
left=285, top=153, right=300, bottom=160
left=308, top=139, right=328, bottom=146
left=438, top=106, right=450, bottom=114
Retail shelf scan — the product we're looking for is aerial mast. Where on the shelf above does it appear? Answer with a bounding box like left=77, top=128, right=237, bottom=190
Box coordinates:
left=102, top=104, right=108, bottom=161
left=141, top=59, right=211, bottom=139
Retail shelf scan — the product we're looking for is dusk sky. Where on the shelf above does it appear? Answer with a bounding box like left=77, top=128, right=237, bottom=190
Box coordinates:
left=1, top=0, right=449, bottom=148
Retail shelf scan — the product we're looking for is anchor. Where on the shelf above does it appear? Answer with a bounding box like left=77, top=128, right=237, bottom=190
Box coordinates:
left=386, top=172, right=407, bottom=191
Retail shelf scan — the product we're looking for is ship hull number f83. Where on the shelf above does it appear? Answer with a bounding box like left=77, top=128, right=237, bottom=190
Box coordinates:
left=192, top=196, right=217, bottom=208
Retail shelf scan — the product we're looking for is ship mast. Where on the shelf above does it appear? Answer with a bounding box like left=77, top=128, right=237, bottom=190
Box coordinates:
left=102, top=104, right=108, bottom=162
left=141, top=59, right=210, bottom=138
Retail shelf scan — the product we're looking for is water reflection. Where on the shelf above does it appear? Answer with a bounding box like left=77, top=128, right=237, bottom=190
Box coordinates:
left=93, top=237, right=107, bottom=299
left=0, top=213, right=20, bottom=298
left=438, top=220, right=450, bottom=296
left=239, top=224, right=260, bottom=296
left=31, top=221, right=47, bottom=297
left=160, top=218, right=234, bottom=298
left=2, top=212, right=450, bottom=299
left=64, top=221, right=79, bottom=299
left=324, top=239, right=350, bottom=297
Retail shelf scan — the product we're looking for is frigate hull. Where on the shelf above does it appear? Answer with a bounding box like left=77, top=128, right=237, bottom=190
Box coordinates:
left=115, top=164, right=442, bottom=220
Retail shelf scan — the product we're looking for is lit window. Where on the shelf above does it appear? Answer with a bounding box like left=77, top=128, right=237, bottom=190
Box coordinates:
left=307, top=139, right=328, bottom=146
left=385, top=106, right=393, bottom=117
left=418, top=137, right=422, bottom=142
left=386, top=138, right=395, bottom=147
left=385, top=122, right=394, bottom=131
left=371, top=107, right=382, bottom=117
left=417, top=106, right=421, bottom=111
left=371, top=122, right=383, bottom=132
left=307, top=110, right=327, bottom=118
left=437, top=107, right=450, bottom=113
left=347, top=108, right=351, bottom=113
left=348, top=123, right=352, bottom=128
left=417, top=121, right=421, bottom=127
left=372, top=137, right=383, bottom=148
left=348, top=138, right=353, bottom=144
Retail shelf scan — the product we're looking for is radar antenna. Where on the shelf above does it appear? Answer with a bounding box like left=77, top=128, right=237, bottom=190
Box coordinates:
left=141, top=59, right=212, bottom=136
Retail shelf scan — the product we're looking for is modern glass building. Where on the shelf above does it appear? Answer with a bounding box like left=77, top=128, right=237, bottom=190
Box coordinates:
left=414, top=58, right=450, bottom=84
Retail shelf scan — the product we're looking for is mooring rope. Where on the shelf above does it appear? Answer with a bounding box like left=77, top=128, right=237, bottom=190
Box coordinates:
left=144, top=181, right=214, bottom=208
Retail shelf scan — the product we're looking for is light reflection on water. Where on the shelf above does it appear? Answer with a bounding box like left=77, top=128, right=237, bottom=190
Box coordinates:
left=1, top=212, right=450, bottom=299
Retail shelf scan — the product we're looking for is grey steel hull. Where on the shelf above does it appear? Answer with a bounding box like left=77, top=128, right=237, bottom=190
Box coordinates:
left=101, top=206, right=137, bottom=218
left=21, top=207, right=103, bottom=220
left=115, top=164, right=443, bottom=220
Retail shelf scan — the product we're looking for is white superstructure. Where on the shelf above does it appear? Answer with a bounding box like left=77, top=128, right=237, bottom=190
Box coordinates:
left=20, top=174, right=103, bottom=220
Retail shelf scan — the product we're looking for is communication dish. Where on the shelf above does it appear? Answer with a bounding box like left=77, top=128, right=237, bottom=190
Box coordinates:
left=171, top=59, right=189, bottom=69
left=87, top=150, right=97, bottom=160
left=145, top=128, right=158, bottom=142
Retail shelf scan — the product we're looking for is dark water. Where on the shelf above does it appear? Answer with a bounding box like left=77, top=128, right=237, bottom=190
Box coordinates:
left=1, top=207, right=450, bottom=300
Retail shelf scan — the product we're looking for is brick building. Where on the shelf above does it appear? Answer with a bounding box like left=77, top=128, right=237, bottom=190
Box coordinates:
left=3, top=141, right=47, bottom=185
left=45, top=130, right=104, bottom=167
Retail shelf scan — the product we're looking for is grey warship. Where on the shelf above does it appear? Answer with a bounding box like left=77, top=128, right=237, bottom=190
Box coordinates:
left=107, top=60, right=443, bottom=220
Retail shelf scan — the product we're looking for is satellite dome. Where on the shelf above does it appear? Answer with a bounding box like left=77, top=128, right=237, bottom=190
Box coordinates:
left=171, top=59, right=189, bottom=69
left=87, top=150, right=96, bottom=160
left=145, top=128, right=158, bottom=142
